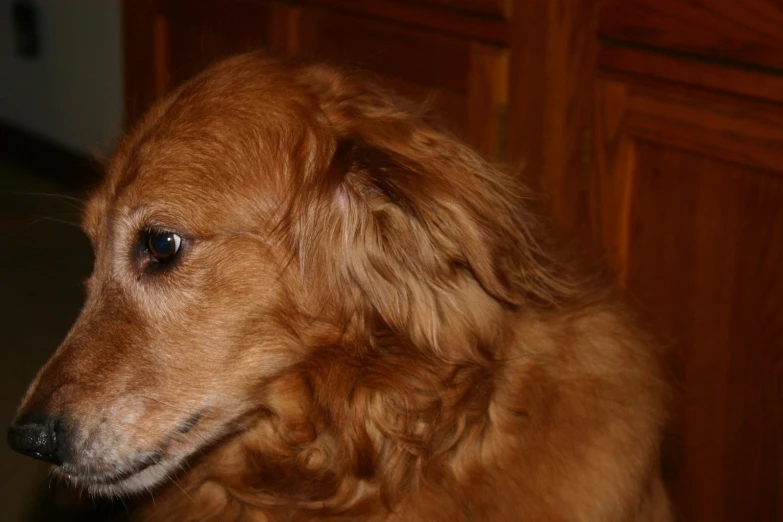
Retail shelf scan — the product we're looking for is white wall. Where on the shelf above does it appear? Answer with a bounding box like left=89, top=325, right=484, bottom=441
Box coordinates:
left=0, top=0, right=123, bottom=155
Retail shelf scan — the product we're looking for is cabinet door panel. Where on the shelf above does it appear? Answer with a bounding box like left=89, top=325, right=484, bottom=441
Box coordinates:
left=593, top=77, right=783, bottom=522
left=296, top=8, right=507, bottom=159
left=401, top=0, right=511, bottom=18
left=126, top=0, right=289, bottom=124
left=600, top=0, right=783, bottom=70
left=157, top=0, right=272, bottom=93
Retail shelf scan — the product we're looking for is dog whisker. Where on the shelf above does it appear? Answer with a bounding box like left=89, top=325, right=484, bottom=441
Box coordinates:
left=3, top=189, right=84, bottom=207
left=144, top=483, right=157, bottom=511
left=166, top=471, right=195, bottom=504
left=24, top=214, right=82, bottom=229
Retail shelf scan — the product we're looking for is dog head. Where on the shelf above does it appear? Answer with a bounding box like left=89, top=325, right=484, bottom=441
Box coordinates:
left=8, top=54, right=571, bottom=497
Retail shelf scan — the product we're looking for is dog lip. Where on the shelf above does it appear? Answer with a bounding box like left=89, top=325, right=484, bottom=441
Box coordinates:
left=64, top=411, right=206, bottom=489
left=68, top=452, right=162, bottom=486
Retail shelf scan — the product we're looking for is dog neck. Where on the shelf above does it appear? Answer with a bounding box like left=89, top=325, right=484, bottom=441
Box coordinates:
left=140, top=329, right=500, bottom=521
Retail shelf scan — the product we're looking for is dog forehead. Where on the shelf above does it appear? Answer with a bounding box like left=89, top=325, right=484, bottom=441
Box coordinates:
left=122, top=163, right=278, bottom=235
left=86, top=57, right=332, bottom=237
left=84, top=140, right=281, bottom=240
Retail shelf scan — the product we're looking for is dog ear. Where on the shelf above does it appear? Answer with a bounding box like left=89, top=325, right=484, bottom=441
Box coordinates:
left=293, top=90, right=576, bottom=356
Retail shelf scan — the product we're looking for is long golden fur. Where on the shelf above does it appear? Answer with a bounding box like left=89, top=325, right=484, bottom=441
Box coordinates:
left=11, top=54, right=672, bottom=521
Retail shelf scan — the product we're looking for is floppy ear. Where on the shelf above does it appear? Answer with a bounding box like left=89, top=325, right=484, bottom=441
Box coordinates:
left=293, top=88, right=575, bottom=357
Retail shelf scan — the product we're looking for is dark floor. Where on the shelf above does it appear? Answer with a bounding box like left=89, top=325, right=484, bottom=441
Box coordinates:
left=0, top=154, right=99, bottom=519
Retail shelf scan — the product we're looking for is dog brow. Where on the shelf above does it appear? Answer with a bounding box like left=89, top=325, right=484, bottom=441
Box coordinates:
left=81, top=194, right=107, bottom=241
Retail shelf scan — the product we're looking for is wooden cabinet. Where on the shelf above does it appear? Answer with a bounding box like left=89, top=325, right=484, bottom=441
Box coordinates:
left=125, top=0, right=509, bottom=160
left=600, top=0, right=783, bottom=71
left=294, top=8, right=507, bottom=159
left=125, top=0, right=280, bottom=124
left=157, top=0, right=274, bottom=89
left=124, top=1, right=783, bottom=520
left=593, top=72, right=783, bottom=522
left=511, top=5, right=783, bottom=518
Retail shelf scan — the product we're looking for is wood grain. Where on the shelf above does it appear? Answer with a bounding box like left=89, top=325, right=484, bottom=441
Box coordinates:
left=304, top=0, right=509, bottom=43
left=297, top=7, right=470, bottom=93
left=158, top=0, right=271, bottom=91
left=724, top=170, right=783, bottom=521
left=507, top=0, right=596, bottom=244
left=621, top=82, right=783, bottom=173
left=466, top=42, right=508, bottom=159
left=599, top=44, right=783, bottom=105
left=593, top=75, right=783, bottom=522
left=406, top=0, right=511, bottom=19
left=124, top=0, right=275, bottom=126
left=122, top=1, right=509, bottom=159
left=296, top=6, right=506, bottom=158
left=123, top=0, right=159, bottom=126
left=600, top=0, right=783, bottom=71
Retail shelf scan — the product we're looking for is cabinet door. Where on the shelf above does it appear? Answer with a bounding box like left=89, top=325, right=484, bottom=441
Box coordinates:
left=401, top=0, right=511, bottom=18
left=593, top=76, right=783, bottom=522
left=600, top=0, right=783, bottom=71
left=125, top=0, right=291, bottom=125
left=293, top=7, right=508, bottom=160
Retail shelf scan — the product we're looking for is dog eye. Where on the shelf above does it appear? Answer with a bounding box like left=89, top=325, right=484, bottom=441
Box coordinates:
left=146, top=231, right=182, bottom=261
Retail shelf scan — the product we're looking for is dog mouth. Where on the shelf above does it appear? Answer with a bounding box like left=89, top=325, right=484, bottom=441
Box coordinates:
left=62, top=452, right=162, bottom=486
left=58, top=410, right=209, bottom=494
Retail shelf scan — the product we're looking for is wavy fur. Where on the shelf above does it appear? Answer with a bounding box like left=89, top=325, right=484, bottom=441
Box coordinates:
left=13, top=54, right=672, bottom=522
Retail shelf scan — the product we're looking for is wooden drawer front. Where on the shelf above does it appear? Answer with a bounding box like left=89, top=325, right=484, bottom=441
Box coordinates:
left=598, top=44, right=783, bottom=105
left=600, top=0, right=783, bottom=71
left=295, top=8, right=508, bottom=159
left=303, top=0, right=509, bottom=42
left=396, top=0, right=511, bottom=19
left=156, top=0, right=272, bottom=96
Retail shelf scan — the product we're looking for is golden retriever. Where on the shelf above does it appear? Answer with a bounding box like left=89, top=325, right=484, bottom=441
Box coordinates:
left=8, top=53, right=672, bottom=521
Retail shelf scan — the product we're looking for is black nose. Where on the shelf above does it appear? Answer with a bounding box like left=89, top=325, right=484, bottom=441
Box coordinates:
left=7, top=416, right=62, bottom=465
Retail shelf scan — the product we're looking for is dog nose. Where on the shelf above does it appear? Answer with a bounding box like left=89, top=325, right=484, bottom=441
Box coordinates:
left=7, top=416, right=62, bottom=465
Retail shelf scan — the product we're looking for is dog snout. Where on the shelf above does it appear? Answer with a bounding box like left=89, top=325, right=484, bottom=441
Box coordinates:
left=7, top=411, right=67, bottom=465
